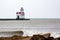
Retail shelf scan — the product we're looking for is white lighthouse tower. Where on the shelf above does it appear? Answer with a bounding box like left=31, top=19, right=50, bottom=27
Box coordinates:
left=16, top=7, right=25, bottom=19
left=19, top=7, right=25, bottom=19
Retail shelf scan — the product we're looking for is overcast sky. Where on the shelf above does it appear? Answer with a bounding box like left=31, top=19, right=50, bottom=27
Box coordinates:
left=0, top=0, right=60, bottom=18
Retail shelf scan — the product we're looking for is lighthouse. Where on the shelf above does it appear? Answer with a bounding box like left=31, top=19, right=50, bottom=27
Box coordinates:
left=20, top=7, right=25, bottom=19
left=16, top=7, right=25, bottom=19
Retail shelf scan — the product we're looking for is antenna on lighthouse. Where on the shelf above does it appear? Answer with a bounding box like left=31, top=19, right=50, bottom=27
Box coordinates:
left=20, top=7, right=24, bottom=11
